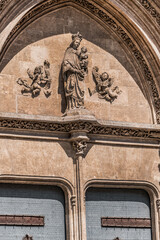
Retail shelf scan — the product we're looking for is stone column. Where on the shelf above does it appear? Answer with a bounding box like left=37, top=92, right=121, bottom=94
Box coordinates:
left=156, top=199, right=160, bottom=215
left=156, top=199, right=160, bottom=233
left=70, top=131, right=89, bottom=240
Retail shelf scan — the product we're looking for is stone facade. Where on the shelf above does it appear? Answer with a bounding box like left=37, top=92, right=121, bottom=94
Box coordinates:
left=0, top=1, right=160, bottom=240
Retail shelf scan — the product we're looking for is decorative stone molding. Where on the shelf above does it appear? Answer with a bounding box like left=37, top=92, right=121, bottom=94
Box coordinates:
left=0, top=117, right=160, bottom=141
left=0, top=0, right=11, bottom=12
left=138, top=0, right=160, bottom=26
left=0, top=0, right=160, bottom=123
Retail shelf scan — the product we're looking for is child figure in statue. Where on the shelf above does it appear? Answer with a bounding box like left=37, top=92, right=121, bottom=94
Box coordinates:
left=79, top=46, right=88, bottom=74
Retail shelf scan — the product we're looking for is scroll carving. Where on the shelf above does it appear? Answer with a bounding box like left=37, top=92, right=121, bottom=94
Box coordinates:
left=89, top=66, right=122, bottom=103
left=17, top=60, right=52, bottom=98
left=22, top=235, right=33, bottom=240
left=61, top=32, right=88, bottom=112
left=72, top=140, right=87, bottom=156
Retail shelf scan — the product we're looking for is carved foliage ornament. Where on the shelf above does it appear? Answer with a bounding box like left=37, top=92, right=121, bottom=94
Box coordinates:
left=17, top=60, right=52, bottom=98
left=2, top=0, right=159, bottom=122
left=0, top=0, right=159, bottom=27
left=0, top=118, right=160, bottom=140
left=89, top=66, right=122, bottom=103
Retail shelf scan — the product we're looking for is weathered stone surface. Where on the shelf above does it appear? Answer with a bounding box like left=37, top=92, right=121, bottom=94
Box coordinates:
left=1, top=33, right=152, bottom=123
left=0, top=138, right=74, bottom=182
left=0, top=3, right=159, bottom=240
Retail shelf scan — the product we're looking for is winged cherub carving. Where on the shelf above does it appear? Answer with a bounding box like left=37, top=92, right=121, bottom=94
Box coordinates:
left=89, top=66, right=122, bottom=103
left=17, top=60, right=52, bottom=98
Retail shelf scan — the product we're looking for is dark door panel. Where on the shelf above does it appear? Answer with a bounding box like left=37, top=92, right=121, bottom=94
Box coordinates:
left=0, top=184, right=66, bottom=240
left=86, top=188, right=152, bottom=240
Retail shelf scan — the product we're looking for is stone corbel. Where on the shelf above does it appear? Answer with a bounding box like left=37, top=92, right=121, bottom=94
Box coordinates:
left=70, top=131, right=89, bottom=156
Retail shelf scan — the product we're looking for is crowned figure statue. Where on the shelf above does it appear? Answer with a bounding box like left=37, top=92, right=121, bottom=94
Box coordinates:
left=62, top=32, right=88, bottom=112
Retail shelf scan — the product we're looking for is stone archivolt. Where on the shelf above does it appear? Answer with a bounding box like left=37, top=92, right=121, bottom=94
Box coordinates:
left=0, top=0, right=159, bottom=123
left=138, top=0, right=160, bottom=25
left=0, top=0, right=11, bottom=12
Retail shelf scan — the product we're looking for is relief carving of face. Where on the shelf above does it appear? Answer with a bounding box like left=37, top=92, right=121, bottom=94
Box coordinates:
left=101, top=72, right=109, bottom=81
left=72, top=39, right=81, bottom=50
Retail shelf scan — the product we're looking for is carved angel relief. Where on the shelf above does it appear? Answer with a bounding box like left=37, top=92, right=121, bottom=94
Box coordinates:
left=17, top=60, right=52, bottom=98
left=89, top=66, right=122, bottom=103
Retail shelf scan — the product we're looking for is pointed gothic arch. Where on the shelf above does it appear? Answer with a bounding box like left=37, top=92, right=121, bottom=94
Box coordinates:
left=0, top=0, right=159, bottom=123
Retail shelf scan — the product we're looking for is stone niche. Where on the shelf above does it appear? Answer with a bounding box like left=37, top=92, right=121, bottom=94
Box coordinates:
left=0, top=6, right=152, bottom=123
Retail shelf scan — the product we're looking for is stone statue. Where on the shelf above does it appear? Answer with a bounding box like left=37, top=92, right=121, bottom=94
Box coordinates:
left=17, top=60, right=52, bottom=98
left=62, top=32, right=88, bottom=111
left=89, top=66, right=122, bottom=103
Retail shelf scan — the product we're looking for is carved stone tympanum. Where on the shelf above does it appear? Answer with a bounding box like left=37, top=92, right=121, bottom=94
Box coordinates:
left=89, top=66, right=122, bottom=103
left=62, top=32, right=88, bottom=112
left=17, top=60, right=52, bottom=98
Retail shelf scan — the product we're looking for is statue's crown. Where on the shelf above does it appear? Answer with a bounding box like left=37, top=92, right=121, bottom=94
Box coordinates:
left=72, top=32, right=82, bottom=41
